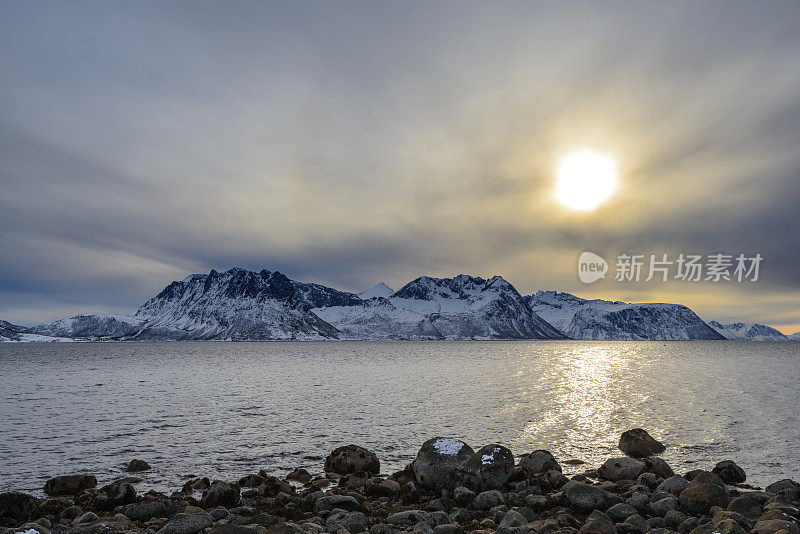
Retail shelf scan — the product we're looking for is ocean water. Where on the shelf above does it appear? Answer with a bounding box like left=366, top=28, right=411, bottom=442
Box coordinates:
left=0, top=341, right=798, bottom=495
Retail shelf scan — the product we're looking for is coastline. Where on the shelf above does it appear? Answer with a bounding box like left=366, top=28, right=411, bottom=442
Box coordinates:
left=2, top=436, right=798, bottom=534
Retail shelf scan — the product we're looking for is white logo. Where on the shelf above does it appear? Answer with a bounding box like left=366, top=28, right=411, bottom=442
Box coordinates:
left=578, top=252, right=608, bottom=283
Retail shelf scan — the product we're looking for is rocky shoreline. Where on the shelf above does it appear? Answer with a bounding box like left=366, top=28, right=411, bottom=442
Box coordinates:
left=1, top=430, right=798, bottom=534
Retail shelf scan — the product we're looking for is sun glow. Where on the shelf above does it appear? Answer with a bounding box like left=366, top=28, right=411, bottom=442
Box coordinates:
left=556, top=151, right=618, bottom=211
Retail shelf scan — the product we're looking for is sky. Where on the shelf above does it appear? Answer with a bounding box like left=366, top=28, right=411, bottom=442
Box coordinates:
left=1, top=1, right=799, bottom=333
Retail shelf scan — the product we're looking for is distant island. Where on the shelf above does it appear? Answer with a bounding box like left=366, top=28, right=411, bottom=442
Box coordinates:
left=1, top=268, right=796, bottom=342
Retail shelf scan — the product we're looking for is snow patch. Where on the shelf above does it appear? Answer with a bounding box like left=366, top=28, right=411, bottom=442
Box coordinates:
left=432, top=438, right=465, bottom=455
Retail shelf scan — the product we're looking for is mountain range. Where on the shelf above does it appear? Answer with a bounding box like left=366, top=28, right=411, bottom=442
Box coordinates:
left=1, top=267, right=796, bottom=342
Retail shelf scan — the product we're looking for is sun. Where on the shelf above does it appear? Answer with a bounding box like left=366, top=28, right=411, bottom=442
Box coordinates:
left=555, top=151, right=618, bottom=211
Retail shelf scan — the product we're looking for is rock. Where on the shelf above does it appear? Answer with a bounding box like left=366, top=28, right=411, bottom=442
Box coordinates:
left=727, top=495, right=762, bottom=519
left=752, top=520, right=800, bottom=534
left=636, top=472, right=663, bottom=490
left=88, top=480, right=137, bottom=511
left=72, top=512, right=100, bottom=525
left=453, top=486, right=476, bottom=507
left=471, top=490, right=504, bottom=511
left=433, top=525, right=464, bottom=534
left=765, top=479, right=800, bottom=500
left=157, top=512, right=214, bottom=534
left=125, top=500, right=169, bottom=521
left=598, top=458, right=646, bottom=482
left=606, top=504, right=638, bottom=522
left=711, top=461, right=745, bottom=484
left=679, top=484, right=730, bottom=515
left=324, top=445, right=380, bottom=476
left=180, top=477, right=210, bottom=494
left=126, top=459, right=152, bottom=472
left=519, top=450, right=562, bottom=476
left=712, top=510, right=753, bottom=530
left=580, top=517, right=617, bottom=534
left=411, top=438, right=474, bottom=492
left=625, top=493, right=650, bottom=515
left=564, top=483, right=622, bottom=513
left=208, top=525, right=260, bottom=534
left=455, top=444, right=515, bottom=491
left=325, top=510, right=367, bottom=533
left=656, top=476, right=689, bottom=496
left=618, top=429, right=665, bottom=458
left=313, top=495, right=362, bottom=514
left=665, top=510, right=686, bottom=529
left=61, top=505, right=83, bottom=520
left=44, top=475, right=97, bottom=496
left=0, top=491, right=41, bottom=521
left=365, top=478, right=400, bottom=499
left=642, top=458, right=675, bottom=479
left=286, top=469, right=312, bottom=482
left=201, top=481, right=241, bottom=508
left=497, top=510, right=527, bottom=533
left=649, top=497, right=680, bottom=517
left=387, top=510, right=432, bottom=527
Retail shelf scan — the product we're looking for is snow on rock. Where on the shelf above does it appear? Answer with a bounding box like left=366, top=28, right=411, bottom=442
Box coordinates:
left=433, top=438, right=466, bottom=455
left=708, top=320, right=789, bottom=341
left=357, top=282, right=395, bottom=300
left=525, top=290, right=724, bottom=340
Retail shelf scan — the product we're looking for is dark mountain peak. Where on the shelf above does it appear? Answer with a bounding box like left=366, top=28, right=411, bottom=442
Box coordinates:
left=393, top=274, right=517, bottom=301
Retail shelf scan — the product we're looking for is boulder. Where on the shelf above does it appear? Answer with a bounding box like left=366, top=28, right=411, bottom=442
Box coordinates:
left=125, top=459, right=152, bottom=472
left=711, top=461, right=745, bottom=485
left=497, top=510, right=527, bottom=534
left=454, top=444, right=515, bottom=491
left=580, top=517, right=617, bottom=534
left=365, top=478, right=401, bottom=499
left=313, top=495, right=362, bottom=514
left=765, top=479, right=800, bottom=500
left=618, top=429, right=665, bottom=458
left=0, top=491, right=41, bottom=522
left=679, top=484, right=730, bottom=515
left=88, top=480, right=137, bottom=511
left=387, top=510, right=432, bottom=527
left=519, top=450, right=561, bottom=476
left=606, top=503, right=638, bottom=522
left=411, top=438, right=474, bottom=492
left=752, top=519, right=800, bottom=534
left=201, top=481, right=240, bottom=508
left=565, top=482, right=622, bottom=512
left=471, top=490, right=504, bottom=511
left=642, top=457, right=674, bottom=479
left=726, top=495, right=762, bottom=520
left=325, top=510, right=367, bottom=533
left=44, top=474, right=97, bottom=496
left=598, top=458, right=646, bottom=482
left=157, top=512, right=214, bottom=534
left=656, top=476, right=689, bottom=496
left=324, top=445, right=380, bottom=476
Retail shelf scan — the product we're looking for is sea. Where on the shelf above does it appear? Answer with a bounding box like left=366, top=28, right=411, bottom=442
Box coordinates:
left=1, top=340, right=798, bottom=495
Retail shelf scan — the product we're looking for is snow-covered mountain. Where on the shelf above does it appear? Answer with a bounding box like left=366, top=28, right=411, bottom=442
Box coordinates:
left=525, top=291, right=724, bottom=340
left=708, top=320, right=789, bottom=341
left=314, top=275, right=565, bottom=340
left=358, top=282, right=394, bottom=300
left=789, top=332, right=800, bottom=340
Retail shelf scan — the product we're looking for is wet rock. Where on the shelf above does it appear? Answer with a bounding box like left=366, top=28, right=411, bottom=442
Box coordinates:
left=656, top=476, right=689, bottom=496
left=364, top=478, right=400, bottom=499
left=598, top=458, right=646, bottom=482
left=286, top=469, right=312, bottom=483
left=679, top=484, right=730, bottom=515
left=325, top=510, right=367, bottom=533
left=711, top=461, right=745, bottom=485
left=181, top=477, right=210, bottom=494
left=412, top=438, right=474, bottom=492
left=324, top=445, right=380, bottom=476
left=726, top=495, right=762, bottom=519
left=44, top=475, right=97, bottom=496
left=618, top=429, right=665, bottom=458
left=606, top=503, right=638, bottom=522
left=61, top=505, right=83, bottom=520
left=0, top=491, right=41, bottom=522
left=564, top=483, right=622, bottom=513
left=649, top=497, right=680, bottom=517
left=765, top=479, right=800, bottom=500
left=157, top=512, right=214, bottom=534
left=125, top=500, right=168, bottom=521
left=455, top=444, right=515, bottom=492
left=72, top=512, right=100, bottom=525
left=580, top=517, right=617, bottom=534
left=88, top=480, right=137, bottom=511
left=752, top=519, right=800, bottom=534
left=387, top=510, right=432, bottom=527
left=201, top=481, right=240, bottom=509
left=642, top=458, right=675, bottom=479
left=126, top=459, right=152, bottom=472
left=519, top=450, right=562, bottom=476
left=471, top=490, right=504, bottom=511
left=313, top=495, right=362, bottom=514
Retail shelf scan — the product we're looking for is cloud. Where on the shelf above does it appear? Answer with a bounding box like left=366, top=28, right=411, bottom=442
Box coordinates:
left=1, top=1, right=799, bottom=327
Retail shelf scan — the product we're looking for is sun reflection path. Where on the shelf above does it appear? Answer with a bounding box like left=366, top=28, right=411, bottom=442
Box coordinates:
left=508, top=345, right=647, bottom=470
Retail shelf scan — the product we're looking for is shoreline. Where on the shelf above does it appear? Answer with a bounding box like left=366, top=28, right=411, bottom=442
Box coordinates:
left=2, top=433, right=798, bottom=534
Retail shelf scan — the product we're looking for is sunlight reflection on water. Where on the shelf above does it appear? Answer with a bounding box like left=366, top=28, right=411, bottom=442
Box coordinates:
left=0, top=340, right=798, bottom=495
